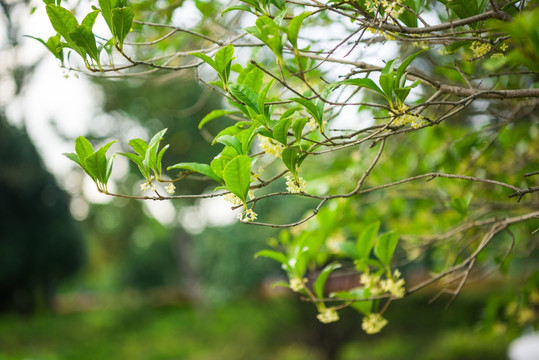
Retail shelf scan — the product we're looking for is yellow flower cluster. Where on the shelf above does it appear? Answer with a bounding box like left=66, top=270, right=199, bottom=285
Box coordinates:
left=391, top=104, right=425, bottom=129
left=360, top=273, right=382, bottom=295
left=361, top=313, right=388, bottom=334
left=224, top=192, right=243, bottom=206
left=360, top=269, right=406, bottom=298
left=365, top=0, right=405, bottom=19
left=317, top=308, right=340, bottom=324
left=289, top=277, right=308, bottom=292
left=165, top=182, right=176, bottom=194
left=140, top=176, right=156, bottom=192
left=380, top=269, right=406, bottom=298
left=286, top=175, right=307, bottom=194
left=238, top=208, right=257, bottom=223
left=470, top=41, right=492, bottom=58
left=224, top=191, right=255, bottom=206
left=258, top=135, right=284, bottom=158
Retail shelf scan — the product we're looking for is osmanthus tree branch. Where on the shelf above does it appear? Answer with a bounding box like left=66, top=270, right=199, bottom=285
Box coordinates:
left=310, top=210, right=539, bottom=304
left=244, top=171, right=536, bottom=228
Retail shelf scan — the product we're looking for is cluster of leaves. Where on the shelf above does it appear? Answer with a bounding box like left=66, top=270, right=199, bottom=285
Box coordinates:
left=31, top=0, right=134, bottom=70
left=38, top=0, right=539, bottom=334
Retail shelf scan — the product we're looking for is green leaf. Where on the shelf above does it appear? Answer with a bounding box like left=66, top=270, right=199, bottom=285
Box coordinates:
left=75, top=136, right=94, bottom=165
left=313, top=262, right=342, bottom=298
left=288, top=11, right=311, bottom=48
left=85, top=141, right=116, bottom=188
left=255, top=249, right=289, bottom=265
left=211, top=146, right=238, bottom=178
left=191, top=51, right=219, bottom=73
left=446, top=0, right=489, bottom=28
left=352, top=299, right=373, bottom=316
left=212, top=125, right=244, bottom=145
left=336, top=78, right=387, bottom=99
left=128, top=138, right=148, bottom=157
left=81, top=9, right=100, bottom=29
left=356, top=222, right=380, bottom=259
left=63, top=152, right=81, bottom=166
left=379, top=73, right=395, bottom=100
left=273, top=117, right=292, bottom=145
left=374, top=232, right=399, bottom=268
left=292, top=117, right=308, bottom=143
left=68, top=25, right=99, bottom=64
left=46, top=5, right=78, bottom=40
left=98, top=0, right=122, bottom=34
left=396, top=49, right=427, bottom=85
left=257, top=79, right=274, bottom=114
left=167, top=162, right=222, bottom=183
left=119, top=152, right=149, bottom=179
left=216, top=135, right=243, bottom=155
left=214, top=44, right=234, bottom=82
left=112, top=7, right=134, bottom=47
left=281, top=148, right=299, bottom=175
left=229, top=83, right=259, bottom=112
left=291, top=97, right=321, bottom=126
left=148, top=128, right=167, bottom=149
left=199, top=109, right=239, bottom=128
left=223, top=155, right=252, bottom=202
left=221, top=5, right=254, bottom=16
left=156, top=144, right=169, bottom=177
left=238, top=63, right=264, bottom=93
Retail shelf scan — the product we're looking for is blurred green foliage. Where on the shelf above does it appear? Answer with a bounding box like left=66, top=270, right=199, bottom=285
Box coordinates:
left=0, top=116, right=84, bottom=313
left=0, top=293, right=511, bottom=360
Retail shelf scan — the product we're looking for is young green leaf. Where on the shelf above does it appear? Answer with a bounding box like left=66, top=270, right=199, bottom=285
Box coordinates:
left=45, top=4, right=78, bottom=39
left=81, top=9, right=100, bottom=29
left=292, top=117, right=308, bottom=143
left=254, top=249, right=289, bottom=265
left=210, top=146, right=238, bottom=178
left=128, top=138, right=149, bottom=157
left=119, top=152, right=149, bottom=179
left=216, top=135, right=243, bottom=155
left=396, top=49, right=427, bottom=85
left=335, top=78, right=387, bottom=99
left=356, top=221, right=380, bottom=259
left=313, top=262, right=342, bottom=298
left=112, top=7, right=134, bottom=48
left=273, top=117, right=292, bottom=145
left=288, top=11, right=311, bottom=49
left=223, top=155, right=252, bottom=202
left=167, top=162, right=223, bottom=183
left=68, top=25, right=100, bottom=65
left=229, top=83, right=259, bottom=112
left=257, top=79, right=274, bottom=114
left=291, top=97, right=321, bottom=128
left=84, top=141, right=116, bottom=190
left=374, top=232, right=399, bottom=268
left=98, top=0, right=122, bottom=34
left=281, top=148, right=299, bottom=175
left=199, top=109, right=239, bottom=128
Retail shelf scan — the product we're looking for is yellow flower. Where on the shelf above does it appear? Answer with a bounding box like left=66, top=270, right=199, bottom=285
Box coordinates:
left=258, top=135, right=284, bottom=158
left=289, top=277, right=308, bottom=292
left=317, top=308, right=340, bottom=324
left=470, top=41, right=492, bottom=58
left=165, top=183, right=176, bottom=194
left=224, top=193, right=243, bottom=206
left=238, top=208, right=257, bottom=223
left=362, top=313, right=388, bottom=334
left=286, top=175, right=306, bottom=194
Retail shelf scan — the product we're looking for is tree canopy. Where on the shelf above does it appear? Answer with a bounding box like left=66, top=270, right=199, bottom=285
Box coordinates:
left=35, top=0, right=538, bottom=334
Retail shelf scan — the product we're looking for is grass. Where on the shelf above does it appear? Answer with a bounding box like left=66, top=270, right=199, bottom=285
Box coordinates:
left=0, top=295, right=512, bottom=360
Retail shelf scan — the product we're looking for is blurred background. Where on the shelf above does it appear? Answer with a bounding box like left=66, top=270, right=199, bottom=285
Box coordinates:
left=1, top=0, right=538, bottom=359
